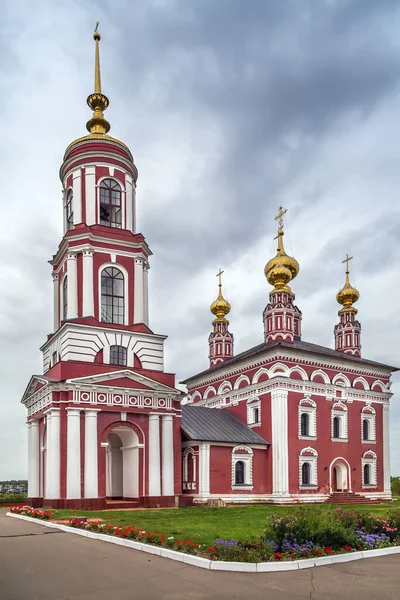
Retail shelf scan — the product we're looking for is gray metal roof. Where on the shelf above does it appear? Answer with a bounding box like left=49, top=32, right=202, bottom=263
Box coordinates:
left=181, top=339, right=398, bottom=384
left=181, top=405, right=269, bottom=445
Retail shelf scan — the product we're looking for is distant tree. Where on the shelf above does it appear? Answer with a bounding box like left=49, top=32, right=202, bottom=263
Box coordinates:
left=391, top=476, right=400, bottom=494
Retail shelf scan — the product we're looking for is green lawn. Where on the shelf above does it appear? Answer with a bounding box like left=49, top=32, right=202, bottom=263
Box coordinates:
left=52, top=501, right=400, bottom=546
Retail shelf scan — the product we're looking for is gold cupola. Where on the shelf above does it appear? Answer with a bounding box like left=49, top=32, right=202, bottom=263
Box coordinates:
left=336, top=254, right=359, bottom=313
left=264, top=206, right=299, bottom=293
left=86, top=23, right=111, bottom=135
left=210, top=269, right=231, bottom=322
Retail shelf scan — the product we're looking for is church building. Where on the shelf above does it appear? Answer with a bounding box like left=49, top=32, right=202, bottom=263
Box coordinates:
left=23, top=31, right=396, bottom=509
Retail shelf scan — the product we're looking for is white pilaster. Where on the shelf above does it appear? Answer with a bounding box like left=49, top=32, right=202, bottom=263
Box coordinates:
left=148, top=414, right=161, bottom=496
left=45, top=409, right=60, bottom=499
left=126, top=176, right=134, bottom=232
left=66, top=408, right=82, bottom=499
left=85, top=166, right=96, bottom=225
left=82, top=248, right=94, bottom=317
left=27, top=421, right=40, bottom=498
left=161, top=415, right=174, bottom=496
left=134, top=258, right=144, bottom=324
left=143, top=262, right=149, bottom=326
left=84, top=409, right=100, bottom=498
left=271, top=389, right=289, bottom=496
left=383, top=404, right=391, bottom=493
left=199, top=443, right=210, bottom=496
left=66, top=252, right=78, bottom=319
left=72, top=169, right=82, bottom=225
left=52, top=272, right=59, bottom=331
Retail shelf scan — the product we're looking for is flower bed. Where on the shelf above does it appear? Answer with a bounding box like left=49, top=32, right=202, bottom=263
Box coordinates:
left=9, top=506, right=52, bottom=520
left=10, top=506, right=400, bottom=562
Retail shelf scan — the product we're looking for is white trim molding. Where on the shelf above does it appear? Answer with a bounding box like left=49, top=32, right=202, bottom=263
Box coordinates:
left=331, top=400, right=348, bottom=442
left=298, top=395, right=317, bottom=439
left=246, top=393, right=261, bottom=427
left=231, top=445, right=253, bottom=490
left=299, top=447, right=318, bottom=490
left=362, top=450, right=378, bottom=488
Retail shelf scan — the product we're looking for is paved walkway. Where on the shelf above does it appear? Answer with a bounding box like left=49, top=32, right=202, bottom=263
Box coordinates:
left=0, top=510, right=399, bottom=600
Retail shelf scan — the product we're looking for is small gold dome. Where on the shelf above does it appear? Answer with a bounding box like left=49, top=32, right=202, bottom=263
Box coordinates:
left=210, top=288, right=231, bottom=322
left=337, top=270, right=359, bottom=313
left=264, top=229, right=300, bottom=282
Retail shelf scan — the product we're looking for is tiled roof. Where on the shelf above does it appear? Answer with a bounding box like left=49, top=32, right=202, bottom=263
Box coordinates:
left=181, top=405, right=269, bottom=445
left=181, top=339, right=397, bottom=384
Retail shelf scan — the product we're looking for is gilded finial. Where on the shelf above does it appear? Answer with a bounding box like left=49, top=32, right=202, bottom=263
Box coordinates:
left=264, top=207, right=299, bottom=294
left=86, top=23, right=111, bottom=135
left=210, top=269, right=231, bottom=322
left=336, top=254, right=359, bottom=312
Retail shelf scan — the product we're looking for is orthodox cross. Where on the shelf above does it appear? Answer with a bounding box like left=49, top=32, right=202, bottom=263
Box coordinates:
left=342, top=254, right=353, bottom=272
left=274, top=206, right=287, bottom=229
left=94, top=22, right=99, bottom=33
left=216, top=268, right=224, bottom=287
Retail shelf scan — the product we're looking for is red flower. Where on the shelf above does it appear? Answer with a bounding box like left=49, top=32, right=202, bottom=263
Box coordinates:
left=324, top=547, right=333, bottom=555
left=274, top=553, right=283, bottom=560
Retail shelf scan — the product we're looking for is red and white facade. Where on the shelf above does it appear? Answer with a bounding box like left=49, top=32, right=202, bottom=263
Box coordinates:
left=22, top=34, right=396, bottom=509
left=22, top=33, right=182, bottom=509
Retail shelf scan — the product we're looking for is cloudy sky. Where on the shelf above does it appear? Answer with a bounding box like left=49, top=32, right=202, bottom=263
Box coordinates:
left=1, top=0, right=400, bottom=479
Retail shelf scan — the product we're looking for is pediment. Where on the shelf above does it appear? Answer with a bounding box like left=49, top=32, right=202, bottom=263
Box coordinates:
left=21, top=376, right=50, bottom=404
left=66, top=369, right=180, bottom=394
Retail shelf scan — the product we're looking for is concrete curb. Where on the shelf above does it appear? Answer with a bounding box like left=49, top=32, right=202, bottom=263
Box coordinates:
left=7, top=512, right=400, bottom=572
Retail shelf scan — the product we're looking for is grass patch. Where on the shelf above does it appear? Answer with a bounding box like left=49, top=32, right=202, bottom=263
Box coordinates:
left=51, top=501, right=399, bottom=546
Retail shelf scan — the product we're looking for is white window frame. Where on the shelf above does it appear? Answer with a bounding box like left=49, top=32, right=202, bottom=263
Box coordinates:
left=331, top=401, right=348, bottom=442
left=362, top=450, right=377, bottom=488
left=182, top=447, right=197, bottom=491
left=298, top=395, right=317, bottom=440
left=361, top=404, right=376, bottom=443
left=299, top=447, right=318, bottom=490
left=231, top=445, right=253, bottom=490
left=246, top=393, right=261, bottom=428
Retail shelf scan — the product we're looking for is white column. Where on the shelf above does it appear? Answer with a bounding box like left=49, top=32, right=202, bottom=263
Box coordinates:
left=66, top=408, right=82, bottom=499
left=84, top=409, right=100, bottom=498
left=85, top=166, right=96, bottom=225
left=134, top=258, right=144, bottom=324
left=383, top=404, right=391, bottom=493
left=52, top=272, right=59, bottom=331
left=72, top=169, right=82, bottom=225
left=66, top=252, right=78, bottom=319
left=162, top=415, right=174, bottom=496
left=148, top=414, right=161, bottom=496
left=198, top=443, right=210, bottom=496
left=82, top=248, right=94, bottom=317
left=27, top=421, right=40, bottom=498
left=271, top=389, right=289, bottom=496
left=45, top=409, right=60, bottom=499
left=143, top=262, right=149, bottom=326
left=126, top=176, right=134, bottom=232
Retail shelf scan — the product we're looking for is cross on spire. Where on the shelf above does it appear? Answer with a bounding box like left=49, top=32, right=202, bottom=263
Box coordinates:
left=274, top=206, right=287, bottom=229
left=216, top=268, right=224, bottom=287
left=342, top=254, right=353, bottom=273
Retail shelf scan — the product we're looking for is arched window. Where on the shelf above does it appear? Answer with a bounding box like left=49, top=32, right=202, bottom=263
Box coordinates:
left=300, top=413, right=309, bottom=437
left=363, top=463, right=371, bottom=485
left=62, top=276, right=68, bottom=320
left=66, top=190, right=73, bottom=231
left=301, top=462, right=311, bottom=485
left=333, top=416, right=340, bottom=439
left=253, top=407, right=260, bottom=424
left=362, top=419, right=369, bottom=441
left=235, top=461, right=245, bottom=485
left=110, top=345, right=127, bottom=366
left=99, top=179, right=122, bottom=228
left=101, top=267, right=124, bottom=324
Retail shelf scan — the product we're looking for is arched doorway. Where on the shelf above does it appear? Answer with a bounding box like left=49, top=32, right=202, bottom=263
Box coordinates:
left=330, top=458, right=351, bottom=492
left=106, top=427, right=139, bottom=499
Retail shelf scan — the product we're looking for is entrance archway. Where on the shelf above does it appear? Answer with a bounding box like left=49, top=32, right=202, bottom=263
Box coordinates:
left=106, top=427, right=139, bottom=499
left=330, top=458, right=351, bottom=492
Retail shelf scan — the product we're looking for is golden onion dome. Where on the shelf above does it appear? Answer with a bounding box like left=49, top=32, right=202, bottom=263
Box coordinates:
left=266, top=261, right=293, bottom=294
left=210, top=270, right=231, bottom=322
left=264, top=228, right=300, bottom=282
left=337, top=256, right=359, bottom=313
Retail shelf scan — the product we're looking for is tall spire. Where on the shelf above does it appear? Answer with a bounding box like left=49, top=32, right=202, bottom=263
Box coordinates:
left=263, top=207, right=302, bottom=344
left=209, top=269, right=234, bottom=367
left=86, top=23, right=111, bottom=135
left=334, top=254, right=361, bottom=356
